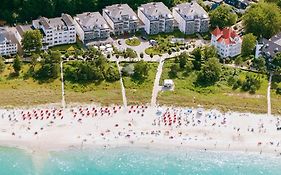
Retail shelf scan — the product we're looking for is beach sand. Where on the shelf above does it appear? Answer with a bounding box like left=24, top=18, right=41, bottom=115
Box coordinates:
left=0, top=104, right=280, bottom=156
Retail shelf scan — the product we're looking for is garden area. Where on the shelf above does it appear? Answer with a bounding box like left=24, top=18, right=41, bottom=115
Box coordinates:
left=121, top=61, right=158, bottom=104
left=125, top=37, right=141, bottom=46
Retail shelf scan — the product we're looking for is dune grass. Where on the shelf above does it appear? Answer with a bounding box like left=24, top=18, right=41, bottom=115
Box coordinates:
left=158, top=59, right=272, bottom=114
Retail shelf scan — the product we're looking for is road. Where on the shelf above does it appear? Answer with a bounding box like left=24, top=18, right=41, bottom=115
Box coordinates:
left=60, top=61, right=66, bottom=109
left=151, top=58, right=165, bottom=107
left=267, top=73, right=272, bottom=116
left=116, top=61, right=128, bottom=108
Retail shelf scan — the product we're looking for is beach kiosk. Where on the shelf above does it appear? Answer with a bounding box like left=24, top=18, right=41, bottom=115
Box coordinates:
left=163, top=79, right=174, bottom=88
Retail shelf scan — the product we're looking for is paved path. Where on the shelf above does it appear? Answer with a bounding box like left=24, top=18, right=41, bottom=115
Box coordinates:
left=60, top=61, right=66, bottom=109
left=151, top=58, right=165, bottom=107
left=116, top=61, right=128, bottom=108
left=267, top=73, right=272, bottom=116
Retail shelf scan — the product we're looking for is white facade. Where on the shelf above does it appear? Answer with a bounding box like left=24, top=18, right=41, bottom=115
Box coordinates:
left=74, top=12, right=110, bottom=43
left=32, top=14, right=76, bottom=49
left=211, top=27, right=242, bottom=58
left=138, top=2, right=174, bottom=35
left=0, top=28, right=18, bottom=56
left=172, top=2, right=209, bottom=34
left=103, top=4, right=139, bottom=35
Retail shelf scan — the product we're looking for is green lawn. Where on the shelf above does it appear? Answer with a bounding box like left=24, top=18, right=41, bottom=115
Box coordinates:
left=158, top=60, right=271, bottom=114
left=49, top=40, right=84, bottom=52
left=125, top=38, right=141, bottom=46
left=122, top=62, right=158, bottom=105
left=0, top=63, right=122, bottom=107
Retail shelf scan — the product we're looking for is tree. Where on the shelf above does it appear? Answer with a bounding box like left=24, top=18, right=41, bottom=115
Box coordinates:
left=234, top=56, right=243, bottom=66
left=105, top=66, right=120, bottom=82
left=209, top=5, right=237, bottom=28
left=125, top=48, right=137, bottom=58
left=241, top=74, right=261, bottom=94
left=133, top=61, right=149, bottom=80
left=252, top=57, right=267, bottom=73
left=241, top=33, right=257, bottom=57
left=169, top=64, right=180, bottom=78
left=22, top=30, right=43, bottom=52
left=243, top=2, right=281, bottom=39
left=178, top=52, right=189, bottom=69
left=272, top=52, right=281, bottom=73
left=13, top=55, right=22, bottom=76
left=203, top=45, right=217, bottom=61
left=0, top=57, right=5, bottom=74
left=197, top=57, right=221, bottom=85
left=191, top=47, right=203, bottom=70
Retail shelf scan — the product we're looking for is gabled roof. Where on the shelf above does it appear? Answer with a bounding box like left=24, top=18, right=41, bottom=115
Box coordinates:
left=212, top=27, right=240, bottom=45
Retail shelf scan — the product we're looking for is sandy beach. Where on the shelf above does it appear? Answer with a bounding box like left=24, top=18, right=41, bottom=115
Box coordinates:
left=0, top=104, right=281, bottom=156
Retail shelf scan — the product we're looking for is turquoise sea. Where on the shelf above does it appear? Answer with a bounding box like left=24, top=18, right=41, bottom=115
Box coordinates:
left=0, top=146, right=281, bottom=175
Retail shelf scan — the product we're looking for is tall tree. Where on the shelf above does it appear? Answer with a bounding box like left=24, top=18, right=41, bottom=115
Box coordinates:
left=22, top=30, right=43, bottom=53
left=0, top=56, right=5, bottom=74
left=241, top=33, right=257, bottom=57
left=197, top=57, right=222, bottom=86
left=209, top=5, right=237, bottom=28
left=191, top=47, right=203, bottom=70
left=243, top=2, right=281, bottom=39
left=133, top=61, right=149, bottom=80
left=272, top=53, right=281, bottom=73
left=13, top=55, right=22, bottom=76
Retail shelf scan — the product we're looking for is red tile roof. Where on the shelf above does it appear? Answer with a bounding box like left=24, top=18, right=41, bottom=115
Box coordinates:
left=212, top=27, right=240, bottom=45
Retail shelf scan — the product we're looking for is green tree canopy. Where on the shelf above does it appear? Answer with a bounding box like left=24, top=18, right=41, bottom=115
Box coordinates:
left=0, top=56, right=5, bottom=74
left=272, top=52, right=281, bottom=73
left=252, top=57, right=267, bottom=73
left=133, top=61, right=149, bottom=80
left=22, top=30, right=43, bottom=53
left=243, top=2, right=281, bottom=39
left=13, top=55, right=22, bottom=76
left=191, top=47, right=203, bottom=70
left=197, top=57, right=222, bottom=86
left=241, top=33, right=257, bottom=57
left=209, top=5, right=237, bottom=28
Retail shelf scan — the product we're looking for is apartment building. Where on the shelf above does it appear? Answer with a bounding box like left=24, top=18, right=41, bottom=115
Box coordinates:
left=103, top=4, right=139, bottom=35
left=173, top=2, right=209, bottom=34
left=138, top=2, right=174, bottom=35
left=0, top=28, right=18, bottom=56
left=74, top=12, right=110, bottom=43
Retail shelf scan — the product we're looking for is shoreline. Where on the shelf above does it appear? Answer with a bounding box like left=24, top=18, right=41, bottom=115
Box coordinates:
left=0, top=104, right=280, bottom=156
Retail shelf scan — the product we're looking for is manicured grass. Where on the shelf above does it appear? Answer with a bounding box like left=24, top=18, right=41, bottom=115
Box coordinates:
left=158, top=60, right=270, bottom=114
left=148, top=29, right=198, bottom=40
left=121, top=62, right=158, bottom=105
left=49, top=40, right=84, bottom=52
left=144, top=47, right=162, bottom=56
left=0, top=63, right=122, bottom=107
left=125, top=38, right=141, bottom=46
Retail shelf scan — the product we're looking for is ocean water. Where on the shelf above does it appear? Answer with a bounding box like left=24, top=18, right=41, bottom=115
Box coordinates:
left=0, top=147, right=281, bottom=175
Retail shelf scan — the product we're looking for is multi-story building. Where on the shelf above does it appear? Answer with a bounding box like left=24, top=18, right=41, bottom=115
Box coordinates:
left=30, top=14, right=76, bottom=49
left=211, top=27, right=242, bottom=58
left=103, top=4, right=139, bottom=35
left=172, top=2, right=209, bottom=34
left=138, top=2, right=174, bottom=35
left=74, top=12, right=110, bottom=44
left=0, top=28, right=18, bottom=56
left=255, top=32, right=281, bottom=59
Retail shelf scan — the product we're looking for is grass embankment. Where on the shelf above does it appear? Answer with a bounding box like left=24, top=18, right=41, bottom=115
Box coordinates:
left=0, top=63, right=122, bottom=107
left=158, top=59, right=274, bottom=114
left=122, top=62, right=158, bottom=105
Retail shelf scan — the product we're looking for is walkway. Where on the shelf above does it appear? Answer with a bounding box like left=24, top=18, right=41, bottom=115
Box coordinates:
left=267, top=73, right=272, bottom=116
left=60, top=61, right=66, bottom=109
left=151, top=58, right=165, bottom=107
left=116, top=61, right=128, bottom=108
